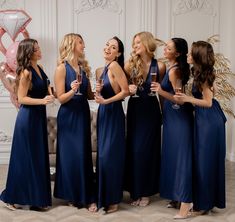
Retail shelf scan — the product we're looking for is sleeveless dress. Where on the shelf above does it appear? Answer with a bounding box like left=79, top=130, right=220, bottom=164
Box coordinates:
left=96, top=64, right=126, bottom=209
left=0, top=66, right=52, bottom=207
left=192, top=85, right=226, bottom=211
left=124, top=59, right=162, bottom=200
left=160, top=66, right=194, bottom=203
left=54, top=62, right=95, bottom=205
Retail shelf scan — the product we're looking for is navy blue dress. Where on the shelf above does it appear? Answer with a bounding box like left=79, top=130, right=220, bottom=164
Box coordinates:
left=124, top=59, right=162, bottom=200
left=96, top=64, right=126, bottom=209
left=0, top=66, right=52, bottom=207
left=54, top=62, right=95, bottom=205
left=192, top=85, right=226, bottom=211
left=160, top=67, right=194, bottom=203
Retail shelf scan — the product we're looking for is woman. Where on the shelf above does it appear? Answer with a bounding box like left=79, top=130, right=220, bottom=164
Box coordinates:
left=54, top=33, right=96, bottom=212
left=151, top=38, right=194, bottom=219
left=0, top=38, right=54, bottom=210
left=124, top=31, right=165, bottom=206
left=175, top=41, right=226, bottom=215
left=95, top=36, right=129, bottom=213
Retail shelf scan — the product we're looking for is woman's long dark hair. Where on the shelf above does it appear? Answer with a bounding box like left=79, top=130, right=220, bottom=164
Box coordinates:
left=172, top=38, right=190, bottom=86
left=16, top=38, right=37, bottom=76
left=113, top=36, right=124, bottom=69
left=15, top=38, right=37, bottom=91
left=191, top=41, right=215, bottom=92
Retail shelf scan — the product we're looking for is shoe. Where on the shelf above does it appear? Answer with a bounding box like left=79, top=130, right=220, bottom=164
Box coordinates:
left=30, top=206, right=49, bottom=211
left=88, top=203, right=97, bottom=212
left=191, top=210, right=209, bottom=216
left=173, top=213, right=191, bottom=219
left=130, top=199, right=140, bottom=206
left=167, top=200, right=181, bottom=209
left=5, top=203, right=17, bottom=211
left=139, top=197, right=150, bottom=207
left=174, top=202, right=193, bottom=219
left=104, top=204, right=118, bottom=214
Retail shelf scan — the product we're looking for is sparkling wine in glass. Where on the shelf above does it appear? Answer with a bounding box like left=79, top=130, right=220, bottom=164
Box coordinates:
left=96, top=77, right=104, bottom=96
left=75, top=70, right=82, bottom=95
left=131, top=68, right=139, bottom=98
left=172, top=79, right=182, bottom=109
left=148, top=71, right=157, bottom=96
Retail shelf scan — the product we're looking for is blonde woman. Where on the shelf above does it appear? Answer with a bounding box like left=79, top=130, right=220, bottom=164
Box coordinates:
left=54, top=33, right=96, bottom=212
left=124, top=32, right=165, bottom=206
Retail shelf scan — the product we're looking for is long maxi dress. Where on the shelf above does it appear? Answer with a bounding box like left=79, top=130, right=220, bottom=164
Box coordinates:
left=160, top=66, right=194, bottom=203
left=0, top=66, right=52, bottom=207
left=124, top=58, right=162, bottom=200
left=54, top=62, right=95, bottom=205
left=96, top=64, right=126, bottom=209
left=192, top=85, right=226, bottom=211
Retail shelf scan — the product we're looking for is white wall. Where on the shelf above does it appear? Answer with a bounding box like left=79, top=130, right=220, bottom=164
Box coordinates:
left=0, top=0, right=235, bottom=163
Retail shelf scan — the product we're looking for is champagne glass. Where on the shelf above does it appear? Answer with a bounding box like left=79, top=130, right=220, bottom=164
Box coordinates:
left=148, top=68, right=157, bottom=96
left=172, top=79, right=182, bottom=109
left=96, top=77, right=104, bottom=96
left=75, top=69, right=82, bottom=95
left=131, top=68, right=139, bottom=98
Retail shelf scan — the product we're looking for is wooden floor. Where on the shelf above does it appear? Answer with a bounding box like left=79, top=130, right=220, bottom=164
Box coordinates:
left=0, top=161, right=234, bottom=222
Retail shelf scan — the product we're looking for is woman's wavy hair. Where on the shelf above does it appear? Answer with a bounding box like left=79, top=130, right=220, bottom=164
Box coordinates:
left=58, top=33, right=91, bottom=77
left=191, top=41, right=215, bottom=92
left=171, top=38, right=190, bottom=86
left=128, top=31, right=157, bottom=85
left=16, top=38, right=37, bottom=90
left=112, top=36, right=125, bottom=69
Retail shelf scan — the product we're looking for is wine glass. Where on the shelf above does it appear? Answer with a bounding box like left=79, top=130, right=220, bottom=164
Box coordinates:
left=148, top=69, right=157, bottom=96
left=172, top=79, right=182, bottom=109
left=96, top=77, right=104, bottom=96
left=75, top=69, right=82, bottom=95
left=131, top=68, right=139, bottom=98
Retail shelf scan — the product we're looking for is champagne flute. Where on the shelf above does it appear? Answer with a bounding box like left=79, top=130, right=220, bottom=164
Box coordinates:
left=96, top=76, right=104, bottom=96
left=172, top=79, right=182, bottom=109
left=75, top=69, right=82, bottom=95
left=148, top=68, right=157, bottom=96
left=131, top=68, right=139, bottom=98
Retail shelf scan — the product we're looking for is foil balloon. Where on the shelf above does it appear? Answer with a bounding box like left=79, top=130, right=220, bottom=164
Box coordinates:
left=0, top=10, right=31, bottom=109
left=0, top=10, right=31, bottom=41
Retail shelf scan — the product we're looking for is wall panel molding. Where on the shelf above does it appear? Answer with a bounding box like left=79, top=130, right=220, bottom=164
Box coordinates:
left=139, top=0, right=157, bottom=35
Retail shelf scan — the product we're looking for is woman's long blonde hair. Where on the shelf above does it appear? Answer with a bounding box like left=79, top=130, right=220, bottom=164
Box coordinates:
left=58, top=33, right=91, bottom=77
left=129, top=31, right=157, bottom=85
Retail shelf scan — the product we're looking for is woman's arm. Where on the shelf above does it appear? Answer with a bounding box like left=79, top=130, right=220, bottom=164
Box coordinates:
left=174, top=83, right=213, bottom=107
left=54, top=63, right=78, bottom=104
left=95, top=61, right=129, bottom=104
left=17, top=69, right=54, bottom=105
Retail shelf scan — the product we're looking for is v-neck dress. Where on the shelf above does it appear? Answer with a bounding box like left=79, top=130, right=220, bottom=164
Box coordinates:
left=160, top=66, right=194, bottom=203
left=96, top=64, right=126, bottom=209
left=124, top=59, right=162, bottom=200
left=54, top=62, right=95, bottom=205
left=0, top=66, right=52, bottom=207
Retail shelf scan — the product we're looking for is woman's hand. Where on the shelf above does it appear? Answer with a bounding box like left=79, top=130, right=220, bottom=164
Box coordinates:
left=70, top=80, right=79, bottom=92
left=42, top=95, right=55, bottom=105
left=173, top=92, right=189, bottom=104
left=95, top=81, right=103, bottom=93
left=94, top=94, right=107, bottom=104
left=151, top=82, right=162, bottom=93
left=129, top=84, right=137, bottom=95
